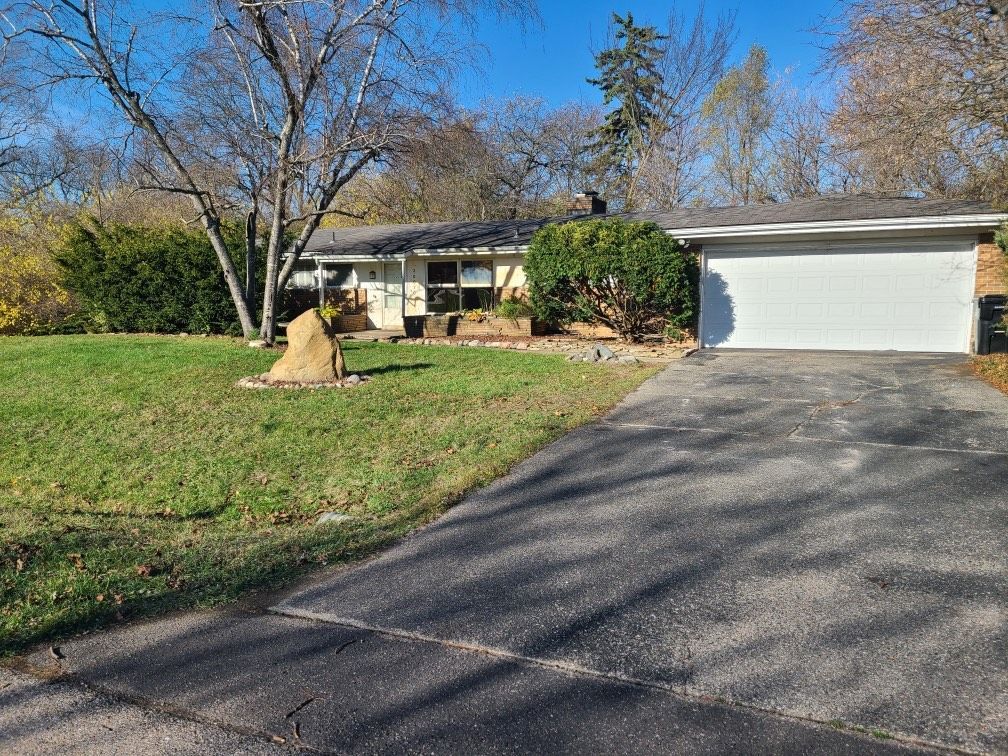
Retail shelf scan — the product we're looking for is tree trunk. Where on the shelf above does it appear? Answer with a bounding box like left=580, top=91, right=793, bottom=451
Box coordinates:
left=245, top=209, right=257, bottom=318
left=199, top=209, right=256, bottom=339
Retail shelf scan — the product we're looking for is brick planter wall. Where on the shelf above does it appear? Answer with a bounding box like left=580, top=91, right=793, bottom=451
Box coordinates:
left=404, top=315, right=544, bottom=338
left=332, top=313, right=368, bottom=332
left=456, top=317, right=544, bottom=337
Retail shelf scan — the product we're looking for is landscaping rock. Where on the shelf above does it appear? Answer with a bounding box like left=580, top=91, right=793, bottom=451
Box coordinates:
left=595, top=344, right=615, bottom=360
left=317, top=512, right=353, bottom=525
left=617, top=355, right=640, bottom=365
left=345, top=374, right=361, bottom=385
left=247, top=340, right=269, bottom=349
left=268, top=310, right=345, bottom=383
left=567, top=354, right=582, bottom=362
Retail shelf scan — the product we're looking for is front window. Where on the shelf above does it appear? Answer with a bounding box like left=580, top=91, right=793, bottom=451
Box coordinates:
left=426, top=260, right=495, bottom=313
left=287, top=261, right=317, bottom=289
left=460, top=260, right=493, bottom=310
left=427, top=261, right=460, bottom=313
left=323, top=264, right=353, bottom=288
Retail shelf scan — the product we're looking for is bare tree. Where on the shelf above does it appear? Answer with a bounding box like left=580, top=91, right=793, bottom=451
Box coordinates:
left=701, top=44, right=779, bottom=205
left=768, top=88, right=832, bottom=200
left=824, top=0, right=1008, bottom=202
left=328, top=98, right=613, bottom=224
left=3, top=0, right=531, bottom=343
left=635, top=4, right=735, bottom=209
left=336, top=115, right=501, bottom=224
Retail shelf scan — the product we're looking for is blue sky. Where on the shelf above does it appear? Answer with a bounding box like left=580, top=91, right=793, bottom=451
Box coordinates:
left=456, top=0, right=843, bottom=107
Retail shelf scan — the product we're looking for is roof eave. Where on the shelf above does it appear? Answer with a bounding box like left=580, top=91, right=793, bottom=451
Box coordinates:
left=412, top=245, right=527, bottom=255
left=666, top=213, right=1008, bottom=242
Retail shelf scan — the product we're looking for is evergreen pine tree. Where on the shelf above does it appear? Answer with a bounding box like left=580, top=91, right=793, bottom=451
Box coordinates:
left=587, top=12, right=666, bottom=210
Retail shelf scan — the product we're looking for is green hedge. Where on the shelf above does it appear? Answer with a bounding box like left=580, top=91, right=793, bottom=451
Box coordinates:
left=55, top=221, right=261, bottom=335
left=525, top=217, right=698, bottom=341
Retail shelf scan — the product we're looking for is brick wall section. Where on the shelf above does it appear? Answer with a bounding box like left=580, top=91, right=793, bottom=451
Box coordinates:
left=334, top=313, right=368, bottom=332
left=976, top=233, right=1006, bottom=297
left=496, top=287, right=528, bottom=302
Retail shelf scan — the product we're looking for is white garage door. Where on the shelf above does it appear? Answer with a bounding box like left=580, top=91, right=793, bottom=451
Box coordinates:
left=700, top=240, right=976, bottom=352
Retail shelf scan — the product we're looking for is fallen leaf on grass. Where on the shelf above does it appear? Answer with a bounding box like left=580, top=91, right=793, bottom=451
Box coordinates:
left=134, top=564, right=154, bottom=577
left=67, top=553, right=86, bottom=571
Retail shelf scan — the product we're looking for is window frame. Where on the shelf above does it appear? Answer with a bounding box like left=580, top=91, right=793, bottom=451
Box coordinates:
left=460, top=259, right=493, bottom=288
left=322, top=263, right=355, bottom=289
left=286, top=261, right=318, bottom=290
left=425, top=259, right=497, bottom=313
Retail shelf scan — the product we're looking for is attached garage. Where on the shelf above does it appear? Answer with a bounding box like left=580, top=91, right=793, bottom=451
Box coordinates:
left=700, top=240, right=977, bottom=352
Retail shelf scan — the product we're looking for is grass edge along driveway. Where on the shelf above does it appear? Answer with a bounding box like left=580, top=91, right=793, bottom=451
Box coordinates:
left=0, top=335, right=657, bottom=654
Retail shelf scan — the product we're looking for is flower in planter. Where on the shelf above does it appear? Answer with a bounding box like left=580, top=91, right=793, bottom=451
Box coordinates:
left=318, top=304, right=342, bottom=319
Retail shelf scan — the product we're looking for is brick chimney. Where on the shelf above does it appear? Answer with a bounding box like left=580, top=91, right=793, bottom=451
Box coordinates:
left=567, top=191, right=607, bottom=216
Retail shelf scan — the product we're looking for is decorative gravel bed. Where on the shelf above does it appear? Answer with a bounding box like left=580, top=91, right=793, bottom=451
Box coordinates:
left=236, top=372, right=371, bottom=389
left=391, top=335, right=690, bottom=363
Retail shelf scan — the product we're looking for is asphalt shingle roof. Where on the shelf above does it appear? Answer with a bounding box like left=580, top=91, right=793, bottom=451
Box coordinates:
left=633, top=194, right=997, bottom=230
left=301, top=195, right=999, bottom=259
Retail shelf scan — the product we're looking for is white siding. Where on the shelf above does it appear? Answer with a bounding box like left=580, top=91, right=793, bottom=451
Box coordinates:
left=405, top=257, right=426, bottom=316
left=494, top=256, right=526, bottom=288
left=352, top=262, right=383, bottom=328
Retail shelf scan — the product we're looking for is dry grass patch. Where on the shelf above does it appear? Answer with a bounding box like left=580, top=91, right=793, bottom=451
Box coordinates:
left=972, top=354, right=1008, bottom=394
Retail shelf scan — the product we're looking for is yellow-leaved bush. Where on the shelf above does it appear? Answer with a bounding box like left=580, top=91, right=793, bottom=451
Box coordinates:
left=0, top=210, right=78, bottom=335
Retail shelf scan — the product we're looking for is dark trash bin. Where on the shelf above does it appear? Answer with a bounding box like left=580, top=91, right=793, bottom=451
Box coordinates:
left=976, top=294, right=1007, bottom=355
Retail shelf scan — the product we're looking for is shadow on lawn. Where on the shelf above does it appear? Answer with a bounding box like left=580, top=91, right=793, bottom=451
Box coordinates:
left=364, top=362, right=434, bottom=377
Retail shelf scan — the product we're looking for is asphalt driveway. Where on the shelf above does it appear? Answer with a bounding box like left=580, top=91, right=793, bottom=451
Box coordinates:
left=6, top=351, right=1006, bottom=753
left=276, top=351, right=1008, bottom=752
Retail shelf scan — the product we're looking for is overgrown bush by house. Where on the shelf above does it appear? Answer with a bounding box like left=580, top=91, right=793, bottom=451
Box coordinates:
left=0, top=211, right=78, bottom=336
left=55, top=220, right=261, bottom=335
left=524, top=217, right=698, bottom=342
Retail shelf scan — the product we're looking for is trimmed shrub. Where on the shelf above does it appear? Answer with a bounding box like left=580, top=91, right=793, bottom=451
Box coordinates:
left=54, top=220, right=260, bottom=335
left=494, top=298, right=534, bottom=319
left=524, top=217, right=698, bottom=342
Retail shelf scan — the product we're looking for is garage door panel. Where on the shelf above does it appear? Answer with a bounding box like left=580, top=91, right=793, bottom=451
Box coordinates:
left=859, top=302, right=890, bottom=319
left=702, top=242, right=974, bottom=352
left=764, top=303, right=794, bottom=319
left=796, top=277, right=825, bottom=293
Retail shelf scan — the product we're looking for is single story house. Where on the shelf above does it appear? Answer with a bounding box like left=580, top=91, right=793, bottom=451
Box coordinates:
left=289, top=193, right=1007, bottom=353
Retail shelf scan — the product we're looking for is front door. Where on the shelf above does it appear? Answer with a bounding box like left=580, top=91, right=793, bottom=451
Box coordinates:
left=382, top=262, right=403, bottom=328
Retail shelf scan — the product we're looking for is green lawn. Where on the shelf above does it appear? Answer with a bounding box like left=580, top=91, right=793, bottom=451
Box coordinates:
left=0, top=335, right=656, bottom=653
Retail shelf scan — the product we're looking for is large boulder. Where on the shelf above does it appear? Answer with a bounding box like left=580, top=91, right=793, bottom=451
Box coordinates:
left=269, top=310, right=346, bottom=383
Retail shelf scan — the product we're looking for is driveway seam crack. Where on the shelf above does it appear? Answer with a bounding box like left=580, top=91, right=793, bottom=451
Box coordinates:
left=265, top=607, right=959, bottom=755
left=596, top=421, right=1008, bottom=455
left=3, top=660, right=310, bottom=752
